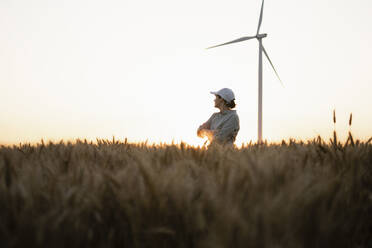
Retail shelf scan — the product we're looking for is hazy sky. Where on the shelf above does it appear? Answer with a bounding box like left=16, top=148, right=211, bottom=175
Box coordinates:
left=1, top=0, right=371, bottom=146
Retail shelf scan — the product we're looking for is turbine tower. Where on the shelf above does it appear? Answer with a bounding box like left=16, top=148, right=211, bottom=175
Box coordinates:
left=207, top=0, right=282, bottom=144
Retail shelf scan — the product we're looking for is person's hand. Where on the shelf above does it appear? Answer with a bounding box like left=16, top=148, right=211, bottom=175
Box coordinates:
left=197, top=126, right=204, bottom=137
left=203, top=129, right=215, bottom=141
left=198, top=128, right=216, bottom=139
left=197, top=122, right=210, bottom=137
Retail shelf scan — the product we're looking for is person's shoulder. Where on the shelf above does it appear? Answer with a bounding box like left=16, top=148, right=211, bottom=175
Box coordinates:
left=230, top=110, right=239, bottom=117
left=229, top=110, right=239, bottom=121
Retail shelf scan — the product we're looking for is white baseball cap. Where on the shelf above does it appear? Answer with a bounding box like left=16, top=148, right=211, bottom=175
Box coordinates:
left=210, top=88, right=235, bottom=102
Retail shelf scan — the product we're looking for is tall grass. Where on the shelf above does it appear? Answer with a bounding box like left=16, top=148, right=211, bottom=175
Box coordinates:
left=0, top=135, right=371, bottom=247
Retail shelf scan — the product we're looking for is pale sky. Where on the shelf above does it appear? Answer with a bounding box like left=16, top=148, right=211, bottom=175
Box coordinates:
left=1, top=0, right=371, bottom=146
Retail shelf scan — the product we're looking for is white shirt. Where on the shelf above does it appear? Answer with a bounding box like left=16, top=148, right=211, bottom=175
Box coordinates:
left=199, top=109, right=240, bottom=145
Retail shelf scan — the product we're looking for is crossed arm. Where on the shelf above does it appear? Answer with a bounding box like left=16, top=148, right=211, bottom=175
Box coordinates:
left=197, top=125, right=215, bottom=139
left=197, top=115, right=215, bottom=139
left=197, top=114, right=239, bottom=144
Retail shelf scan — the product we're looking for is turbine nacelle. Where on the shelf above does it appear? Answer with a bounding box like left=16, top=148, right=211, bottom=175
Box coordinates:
left=256, top=33, right=267, bottom=39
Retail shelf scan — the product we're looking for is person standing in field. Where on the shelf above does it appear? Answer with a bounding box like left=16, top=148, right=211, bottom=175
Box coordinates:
left=197, top=88, right=240, bottom=146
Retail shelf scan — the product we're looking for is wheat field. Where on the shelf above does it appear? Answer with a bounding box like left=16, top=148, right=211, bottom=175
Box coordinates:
left=0, top=135, right=372, bottom=247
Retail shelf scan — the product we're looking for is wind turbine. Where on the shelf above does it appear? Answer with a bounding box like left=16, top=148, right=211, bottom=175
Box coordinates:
left=207, top=0, right=282, bottom=144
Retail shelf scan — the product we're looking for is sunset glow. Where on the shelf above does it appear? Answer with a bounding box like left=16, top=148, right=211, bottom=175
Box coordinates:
left=1, top=0, right=372, bottom=146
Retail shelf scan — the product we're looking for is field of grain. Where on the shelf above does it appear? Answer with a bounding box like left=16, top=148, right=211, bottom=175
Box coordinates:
left=1, top=135, right=372, bottom=248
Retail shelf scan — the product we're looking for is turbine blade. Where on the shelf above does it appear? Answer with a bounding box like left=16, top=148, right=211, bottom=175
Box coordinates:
left=256, top=0, right=264, bottom=35
left=262, top=45, right=284, bottom=87
left=206, top=36, right=256, bottom=49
